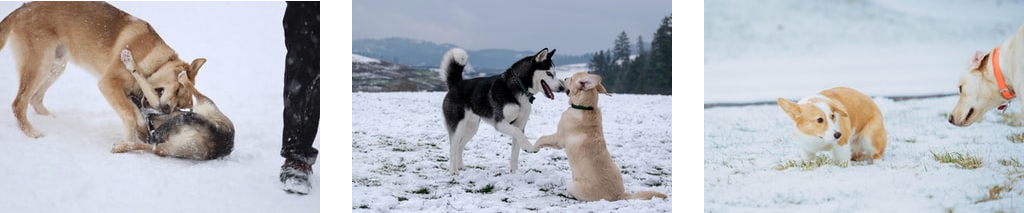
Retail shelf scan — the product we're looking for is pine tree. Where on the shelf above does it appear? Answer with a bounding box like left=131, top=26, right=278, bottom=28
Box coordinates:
left=650, top=15, right=672, bottom=95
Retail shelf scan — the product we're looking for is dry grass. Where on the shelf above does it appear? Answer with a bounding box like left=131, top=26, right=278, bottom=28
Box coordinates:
left=774, top=155, right=848, bottom=171
left=930, top=150, right=983, bottom=170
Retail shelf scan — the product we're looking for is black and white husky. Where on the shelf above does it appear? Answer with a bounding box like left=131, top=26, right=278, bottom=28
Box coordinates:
left=440, top=47, right=566, bottom=175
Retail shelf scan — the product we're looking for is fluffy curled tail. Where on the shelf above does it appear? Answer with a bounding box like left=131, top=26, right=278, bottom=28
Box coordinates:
left=439, top=48, right=469, bottom=89
left=627, top=190, right=668, bottom=200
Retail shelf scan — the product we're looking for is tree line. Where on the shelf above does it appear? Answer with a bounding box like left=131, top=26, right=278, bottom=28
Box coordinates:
left=589, top=15, right=671, bottom=95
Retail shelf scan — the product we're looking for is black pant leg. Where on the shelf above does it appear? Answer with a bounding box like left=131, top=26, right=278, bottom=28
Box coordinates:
left=280, top=1, right=320, bottom=165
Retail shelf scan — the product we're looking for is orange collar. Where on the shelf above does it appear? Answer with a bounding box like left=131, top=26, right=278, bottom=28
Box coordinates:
left=993, top=47, right=1016, bottom=100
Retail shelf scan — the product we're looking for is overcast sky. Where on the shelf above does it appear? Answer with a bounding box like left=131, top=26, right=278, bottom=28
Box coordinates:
left=352, top=1, right=672, bottom=56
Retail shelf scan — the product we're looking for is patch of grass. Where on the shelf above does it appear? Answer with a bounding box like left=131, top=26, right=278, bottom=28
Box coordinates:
left=998, top=158, right=1023, bottom=167
left=976, top=181, right=1015, bottom=204
left=473, top=184, right=495, bottom=194
left=930, top=150, right=982, bottom=169
left=646, top=166, right=669, bottom=176
left=996, top=112, right=1023, bottom=127
left=392, top=147, right=415, bottom=152
left=397, top=197, right=408, bottom=202
left=358, top=204, right=369, bottom=209
left=774, top=155, right=848, bottom=171
left=501, top=198, right=510, bottom=203
left=899, top=137, right=918, bottom=143
left=940, top=112, right=951, bottom=119
left=411, top=187, right=430, bottom=194
left=1007, top=132, right=1024, bottom=144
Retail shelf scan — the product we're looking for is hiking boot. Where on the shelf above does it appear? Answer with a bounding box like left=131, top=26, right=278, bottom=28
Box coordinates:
left=281, top=159, right=312, bottom=195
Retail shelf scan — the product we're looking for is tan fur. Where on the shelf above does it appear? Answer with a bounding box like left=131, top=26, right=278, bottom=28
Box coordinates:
left=533, top=72, right=667, bottom=201
left=112, top=48, right=232, bottom=160
left=778, top=87, right=887, bottom=162
left=950, top=24, right=1024, bottom=127
left=0, top=2, right=205, bottom=142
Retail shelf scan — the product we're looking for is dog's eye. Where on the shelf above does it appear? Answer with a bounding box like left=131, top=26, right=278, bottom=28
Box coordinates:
left=546, top=71, right=554, bottom=77
left=831, top=114, right=835, bottom=120
left=155, top=87, right=165, bottom=96
left=817, top=118, right=823, bottom=123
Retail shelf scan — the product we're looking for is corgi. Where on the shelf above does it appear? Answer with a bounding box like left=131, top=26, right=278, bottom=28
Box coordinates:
left=776, top=87, right=887, bottom=164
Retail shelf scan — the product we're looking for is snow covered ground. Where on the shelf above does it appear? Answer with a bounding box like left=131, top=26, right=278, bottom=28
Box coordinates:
left=705, top=0, right=1024, bottom=211
left=352, top=91, right=672, bottom=212
left=0, top=2, right=319, bottom=212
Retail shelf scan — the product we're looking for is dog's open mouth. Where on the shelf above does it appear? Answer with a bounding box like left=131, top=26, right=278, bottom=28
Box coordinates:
left=542, top=81, right=554, bottom=100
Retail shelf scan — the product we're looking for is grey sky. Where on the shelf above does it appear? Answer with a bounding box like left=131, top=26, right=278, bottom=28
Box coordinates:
left=352, top=1, right=672, bottom=56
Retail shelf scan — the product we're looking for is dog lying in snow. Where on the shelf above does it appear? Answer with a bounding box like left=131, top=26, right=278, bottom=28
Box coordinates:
left=533, top=72, right=667, bottom=201
left=111, top=49, right=234, bottom=160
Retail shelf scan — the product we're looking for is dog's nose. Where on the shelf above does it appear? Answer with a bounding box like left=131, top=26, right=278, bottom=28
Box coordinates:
left=948, top=115, right=954, bottom=124
left=833, top=132, right=842, bottom=139
left=160, top=104, right=172, bottom=114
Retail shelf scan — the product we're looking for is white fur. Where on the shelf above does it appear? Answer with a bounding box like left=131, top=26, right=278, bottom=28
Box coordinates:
left=792, top=97, right=851, bottom=165
left=439, top=48, right=468, bottom=83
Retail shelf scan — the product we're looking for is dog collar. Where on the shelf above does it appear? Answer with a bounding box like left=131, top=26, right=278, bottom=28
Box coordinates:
left=515, top=79, right=535, bottom=103
left=570, top=104, right=594, bottom=110
left=993, top=47, right=1016, bottom=100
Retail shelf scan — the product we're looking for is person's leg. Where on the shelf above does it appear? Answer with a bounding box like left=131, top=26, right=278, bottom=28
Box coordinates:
left=280, top=1, right=320, bottom=195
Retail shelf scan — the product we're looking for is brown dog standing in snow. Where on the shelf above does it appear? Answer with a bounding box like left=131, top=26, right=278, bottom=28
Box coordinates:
left=533, top=72, right=667, bottom=201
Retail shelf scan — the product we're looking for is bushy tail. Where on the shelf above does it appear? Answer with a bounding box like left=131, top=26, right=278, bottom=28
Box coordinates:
left=439, top=48, right=469, bottom=89
left=627, top=190, right=668, bottom=200
left=0, top=7, right=16, bottom=52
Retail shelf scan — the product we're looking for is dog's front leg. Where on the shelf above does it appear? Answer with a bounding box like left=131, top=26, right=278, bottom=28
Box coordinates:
left=533, top=134, right=564, bottom=150
left=495, top=122, right=533, bottom=173
left=99, top=75, right=148, bottom=143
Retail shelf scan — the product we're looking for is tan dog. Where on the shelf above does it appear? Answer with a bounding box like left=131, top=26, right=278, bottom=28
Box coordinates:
left=0, top=2, right=205, bottom=142
left=949, top=24, right=1024, bottom=127
left=111, top=49, right=233, bottom=160
left=777, top=87, right=887, bottom=165
left=534, top=72, right=667, bottom=201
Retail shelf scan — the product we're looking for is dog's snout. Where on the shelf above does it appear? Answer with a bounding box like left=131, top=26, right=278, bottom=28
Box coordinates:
left=160, top=104, right=172, bottom=114
left=833, top=132, right=841, bottom=139
left=948, top=115, right=955, bottom=124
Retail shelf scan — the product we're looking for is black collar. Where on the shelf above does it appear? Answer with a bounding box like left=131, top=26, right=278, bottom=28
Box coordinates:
left=571, top=104, right=594, bottom=110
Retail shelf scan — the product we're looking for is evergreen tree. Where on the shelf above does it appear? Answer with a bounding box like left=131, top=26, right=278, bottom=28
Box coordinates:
left=650, top=15, right=672, bottom=95
left=613, top=31, right=632, bottom=63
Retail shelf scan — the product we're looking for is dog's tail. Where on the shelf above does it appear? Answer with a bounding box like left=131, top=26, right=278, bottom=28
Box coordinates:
left=625, top=190, right=668, bottom=200
left=0, top=4, right=20, bottom=52
left=439, top=48, right=469, bottom=89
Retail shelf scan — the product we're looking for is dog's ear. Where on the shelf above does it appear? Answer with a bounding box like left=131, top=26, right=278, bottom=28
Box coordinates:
left=534, top=48, right=550, bottom=62
left=777, top=98, right=800, bottom=120
left=828, top=101, right=849, bottom=118
left=187, top=58, right=207, bottom=81
left=547, top=49, right=556, bottom=59
left=971, top=50, right=990, bottom=71
left=579, top=75, right=597, bottom=90
left=596, top=83, right=611, bottom=96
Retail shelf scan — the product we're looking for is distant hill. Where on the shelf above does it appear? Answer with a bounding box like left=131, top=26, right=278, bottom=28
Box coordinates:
left=352, top=54, right=445, bottom=92
left=353, top=37, right=590, bottom=75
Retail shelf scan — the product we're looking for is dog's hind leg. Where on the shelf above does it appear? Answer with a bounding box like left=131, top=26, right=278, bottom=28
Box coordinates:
left=11, top=41, right=55, bottom=138
left=29, top=45, right=69, bottom=116
left=447, top=112, right=479, bottom=175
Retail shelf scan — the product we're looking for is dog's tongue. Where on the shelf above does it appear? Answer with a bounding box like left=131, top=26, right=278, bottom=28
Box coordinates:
left=542, top=81, right=554, bottom=100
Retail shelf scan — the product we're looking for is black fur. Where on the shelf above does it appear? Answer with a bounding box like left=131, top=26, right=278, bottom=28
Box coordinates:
left=442, top=48, right=556, bottom=133
left=147, top=111, right=234, bottom=160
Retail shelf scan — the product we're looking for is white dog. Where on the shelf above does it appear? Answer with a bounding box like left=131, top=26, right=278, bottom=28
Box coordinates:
left=949, top=24, right=1024, bottom=127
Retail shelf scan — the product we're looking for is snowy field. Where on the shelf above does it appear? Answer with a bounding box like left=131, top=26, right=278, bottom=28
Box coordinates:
left=705, top=0, right=1024, bottom=212
left=0, top=2, right=319, bottom=212
left=352, top=91, right=672, bottom=212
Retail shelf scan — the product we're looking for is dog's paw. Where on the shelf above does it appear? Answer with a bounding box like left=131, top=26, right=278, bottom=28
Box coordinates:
left=523, top=146, right=540, bottom=153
